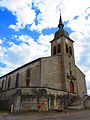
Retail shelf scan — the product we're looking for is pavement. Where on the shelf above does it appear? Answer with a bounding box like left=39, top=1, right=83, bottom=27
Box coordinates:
left=0, top=109, right=90, bottom=120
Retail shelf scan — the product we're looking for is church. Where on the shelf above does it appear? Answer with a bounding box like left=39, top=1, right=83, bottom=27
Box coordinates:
left=0, top=14, right=88, bottom=112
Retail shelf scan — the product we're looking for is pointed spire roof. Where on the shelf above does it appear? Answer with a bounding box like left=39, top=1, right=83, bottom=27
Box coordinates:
left=58, top=13, right=64, bottom=30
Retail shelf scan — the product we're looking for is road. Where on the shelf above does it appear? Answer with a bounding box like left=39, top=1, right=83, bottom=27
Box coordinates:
left=0, top=109, right=90, bottom=120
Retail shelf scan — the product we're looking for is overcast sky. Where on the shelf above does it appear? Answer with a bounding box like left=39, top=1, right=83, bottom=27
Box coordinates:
left=0, top=0, right=90, bottom=95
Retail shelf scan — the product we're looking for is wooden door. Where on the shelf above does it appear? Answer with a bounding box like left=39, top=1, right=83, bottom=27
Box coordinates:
left=70, top=81, right=74, bottom=93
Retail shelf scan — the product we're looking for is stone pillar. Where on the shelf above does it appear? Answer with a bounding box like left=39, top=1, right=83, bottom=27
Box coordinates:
left=14, top=95, right=21, bottom=112
left=14, top=89, right=21, bottom=112
left=54, top=96, right=57, bottom=109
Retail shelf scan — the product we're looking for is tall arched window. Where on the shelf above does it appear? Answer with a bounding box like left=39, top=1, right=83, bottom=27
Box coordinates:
left=8, top=77, right=11, bottom=89
left=15, top=73, right=19, bottom=88
left=1, top=80, right=4, bottom=90
left=69, top=46, right=72, bottom=55
left=58, top=44, right=61, bottom=53
left=53, top=46, right=56, bottom=55
left=26, top=68, right=30, bottom=78
left=66, top=44, right=68, bottom=53
left=26, top=68, right=30, bottom=87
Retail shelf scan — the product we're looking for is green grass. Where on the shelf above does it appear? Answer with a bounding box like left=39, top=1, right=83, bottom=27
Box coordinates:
left=0, top=111, right=9, bottom=114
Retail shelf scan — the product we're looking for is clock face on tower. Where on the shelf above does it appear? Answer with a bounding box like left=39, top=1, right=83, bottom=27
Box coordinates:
left=57, top=38, right=61, bottom=44
left=65, top=39, right=68, bottom=44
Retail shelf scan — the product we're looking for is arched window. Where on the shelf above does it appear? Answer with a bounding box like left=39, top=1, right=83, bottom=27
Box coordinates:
left=70, top=81, right=74, bottom=93
left=26, top=79, right=30, bottom=88
left=1, top=80, right=4, bottom=90
left=8, top=77, right=11, bottom=89
left=53, top=46, right=56, bottom=55
left=26, top=68, right=30, bottom=78
left=69, top=46, right=72, bottom=55
left=66, top=44, right=68, bottom=53
left=26, top=68, right=30, bottom=87
left=15, top=73, right=19, bottom=88
left=58, top=44, right=61, bottom=53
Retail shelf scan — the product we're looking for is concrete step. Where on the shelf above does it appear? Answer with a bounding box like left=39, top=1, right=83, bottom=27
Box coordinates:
left=66, top=95, right=88, bottom=110
left=67, top=104, right=84, bottom=110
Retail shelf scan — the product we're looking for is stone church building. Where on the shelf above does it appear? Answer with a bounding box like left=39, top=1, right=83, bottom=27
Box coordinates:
left=0, top=14, right=87, bottom=112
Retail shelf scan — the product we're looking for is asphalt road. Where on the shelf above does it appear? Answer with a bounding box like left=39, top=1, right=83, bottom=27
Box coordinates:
left=0, top=109, right=90, bottom=120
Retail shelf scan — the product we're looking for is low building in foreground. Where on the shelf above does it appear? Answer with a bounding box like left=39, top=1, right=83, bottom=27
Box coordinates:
left=0, top=14, right=87, bottom=112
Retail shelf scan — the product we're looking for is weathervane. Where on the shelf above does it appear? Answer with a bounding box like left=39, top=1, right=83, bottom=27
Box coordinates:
left=58, top=0, right=63, bottom=14
left=59, top=7, right=61, bottom=13
left=58, top=1, right=64, bottom=30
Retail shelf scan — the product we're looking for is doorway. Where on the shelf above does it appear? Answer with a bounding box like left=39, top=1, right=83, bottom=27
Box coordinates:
left=70, top=81, right=74, bottom=93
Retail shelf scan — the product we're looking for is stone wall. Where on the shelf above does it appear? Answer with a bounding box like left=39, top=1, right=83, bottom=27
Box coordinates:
left=0, top=80, right=2, bottom=90
left=0, top=59, right=40, bottom=92
left=75, top=66, right=87, bottom=97
left=62, top=36, right=77, bottom=93
left=41, top=56, right=62, bottom=90
left=50, top=35, right=77, bottom=93
left=17, top=60, right=40, bottom=87
left=85, top=96, right=90, bottom=108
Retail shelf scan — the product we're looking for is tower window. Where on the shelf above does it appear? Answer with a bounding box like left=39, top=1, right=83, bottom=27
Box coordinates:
left=66, top=44, right=68, bottom=53
left=69, top=46, right=72, bottom=55
left=70, top=71, right=72, bottom=75
left=8, top=77, right=11, bottom=89
left=15, top=73, right=19, bottom=88
left=53, top=46, right=56, bottom=55
left=58, top=44, right=61, bottom=53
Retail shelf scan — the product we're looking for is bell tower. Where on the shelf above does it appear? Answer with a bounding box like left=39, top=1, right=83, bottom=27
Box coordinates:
left=50, top=14, right=77, bottom=92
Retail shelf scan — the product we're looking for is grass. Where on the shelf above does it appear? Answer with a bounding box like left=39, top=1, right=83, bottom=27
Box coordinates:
left=0, top=111, right=9, bottom=114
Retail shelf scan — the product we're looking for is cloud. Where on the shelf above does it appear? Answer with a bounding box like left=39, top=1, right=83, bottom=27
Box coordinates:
left=9, top=22, right=25, bottom=31
left=31, top=0, right=62, bottom=32
left=86, top=70, right=90, bottom=84
left=0, top=42, right=6, bottom=58
left=0, top=0, right=35, bottom=31
left=0, top=39, right=2, bottom=44
left=0, top=0, right=90, bottom=32
left=87, top=90, right=90, bottom=96
left=31, top=0, right=90, bottom=32
left=0, top=34, right=53, bottom=75
left=70, top=32, right=85, bottom=62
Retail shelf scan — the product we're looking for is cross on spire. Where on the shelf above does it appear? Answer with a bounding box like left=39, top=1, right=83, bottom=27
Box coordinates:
left=58, top=13, right=64, bottom=30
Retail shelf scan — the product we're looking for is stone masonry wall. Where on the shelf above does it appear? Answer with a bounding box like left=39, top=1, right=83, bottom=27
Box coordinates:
left=75, top=66, right=87, bottom=97
left=0, top=59, right=40, bottom=95
left=41, top=56, right=62, bottom=90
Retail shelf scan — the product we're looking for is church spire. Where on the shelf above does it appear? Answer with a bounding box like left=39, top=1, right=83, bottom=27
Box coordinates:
left=58, top=13, right=64, bottom=30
